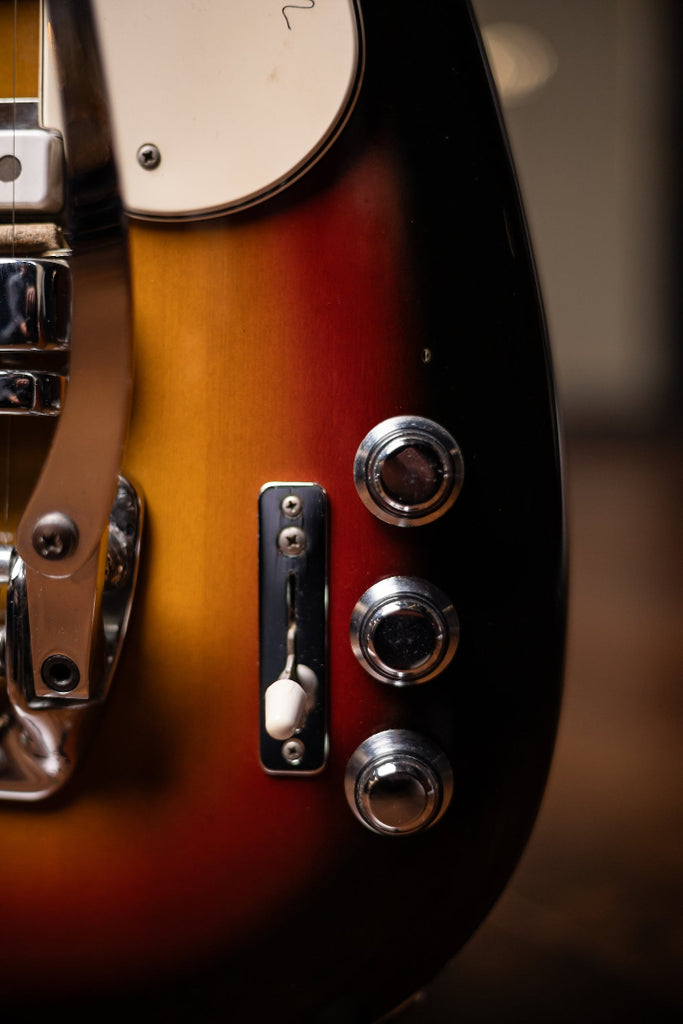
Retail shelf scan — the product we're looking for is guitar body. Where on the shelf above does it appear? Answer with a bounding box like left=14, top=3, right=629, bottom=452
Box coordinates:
left=1, top=2, right=565, bottom=1020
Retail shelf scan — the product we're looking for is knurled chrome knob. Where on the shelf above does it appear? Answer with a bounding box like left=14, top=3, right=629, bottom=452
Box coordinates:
left=345, top=730, right=453, bottom=835
left=353, top=415, right=464, bottom=526
left=350, top=576, right=459, bottom=685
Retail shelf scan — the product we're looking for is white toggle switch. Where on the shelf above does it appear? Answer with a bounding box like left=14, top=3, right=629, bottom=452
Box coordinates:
left=265, top=677, right=308, bottom=741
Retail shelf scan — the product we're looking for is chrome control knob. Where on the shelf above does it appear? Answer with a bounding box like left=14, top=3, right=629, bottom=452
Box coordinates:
left=353, top=415, right=464, bottom=526
left=350, top=576, right=459, bottom=685
left=345, top=730, right=453, bottom=835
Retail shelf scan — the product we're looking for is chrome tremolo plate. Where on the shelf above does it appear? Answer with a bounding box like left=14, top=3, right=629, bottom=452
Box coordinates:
left=0, top=475, right=143, bottom=801
left=259, top=483, right=328, bottom=775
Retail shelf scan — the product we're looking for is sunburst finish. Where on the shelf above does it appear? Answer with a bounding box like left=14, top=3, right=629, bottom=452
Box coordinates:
left=0, top=3, right=565, bottom=1020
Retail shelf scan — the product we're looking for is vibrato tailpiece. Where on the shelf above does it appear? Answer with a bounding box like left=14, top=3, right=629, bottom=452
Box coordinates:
left=0, top=0, right=141, bottom=800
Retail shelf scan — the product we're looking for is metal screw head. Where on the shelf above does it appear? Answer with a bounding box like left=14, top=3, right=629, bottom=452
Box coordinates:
left=281, top=494, right=303, bottom=518
left=136, top=143, right=161, bottom=170
left=282, top=738, right=305, bottom=765
left=277, top=526, right=307, bottom=557
left=32, top=513, right=79, bottom=560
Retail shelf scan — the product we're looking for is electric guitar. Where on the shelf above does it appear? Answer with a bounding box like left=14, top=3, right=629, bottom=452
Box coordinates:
left=0, top=2, right=565, bottom=1020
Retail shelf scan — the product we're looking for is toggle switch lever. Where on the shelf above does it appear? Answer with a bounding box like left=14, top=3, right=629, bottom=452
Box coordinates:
left=264, top=592, right=317, bottom=741
left=264, top=675, right=308, bottom=741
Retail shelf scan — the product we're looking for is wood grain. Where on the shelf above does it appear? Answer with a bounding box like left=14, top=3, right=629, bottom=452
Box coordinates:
left=0, top=0, right=39, bottom=97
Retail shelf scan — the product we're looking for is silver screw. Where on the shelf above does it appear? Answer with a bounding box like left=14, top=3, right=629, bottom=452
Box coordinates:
left=281, top=494, right=303, bottom=518
left=137, top=143, right=161, bottom=170
left=32, top=513, right=79, bottom=560
left=282, top=738, right=305, bottom=765
left=277, top=526, right=307, bottom=557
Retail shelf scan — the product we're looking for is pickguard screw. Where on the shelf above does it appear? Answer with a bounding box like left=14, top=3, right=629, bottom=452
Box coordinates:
left=281, top=494, right=303, bottom=518
left=32, top=513, right=79, bottom=560
left=282, top=738, right=305, bottom=765
left=278, top=526, right=307, bottom=557
left=137, top=143, right=161, bottom=170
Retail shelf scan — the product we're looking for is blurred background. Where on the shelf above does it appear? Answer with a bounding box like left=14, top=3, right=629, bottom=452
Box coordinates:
left=398, top=1, right=683, bottom=1020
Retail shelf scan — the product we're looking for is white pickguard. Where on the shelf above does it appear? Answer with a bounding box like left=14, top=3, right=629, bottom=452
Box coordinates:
left=42, top=0, right=363, bottom=220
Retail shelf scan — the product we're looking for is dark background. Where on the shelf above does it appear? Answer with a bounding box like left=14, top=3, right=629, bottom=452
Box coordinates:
left=397, top=2, right=683, bottom=1020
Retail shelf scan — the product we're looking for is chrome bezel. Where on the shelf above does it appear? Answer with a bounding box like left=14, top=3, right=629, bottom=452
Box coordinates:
left=353, top=415, right=464, bottom=526
left=350, top=576, right=459, bottom=685
left=344, top=729, right=454, bottom=835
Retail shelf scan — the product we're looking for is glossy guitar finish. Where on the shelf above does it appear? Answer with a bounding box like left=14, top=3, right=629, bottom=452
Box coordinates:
left=1, top=2, right=565, bottom=1020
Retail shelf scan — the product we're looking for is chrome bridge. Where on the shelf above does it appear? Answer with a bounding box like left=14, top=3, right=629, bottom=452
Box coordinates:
left=0, top=87, right=69, bottom=414
left=0, top=256, right=70, bottom=414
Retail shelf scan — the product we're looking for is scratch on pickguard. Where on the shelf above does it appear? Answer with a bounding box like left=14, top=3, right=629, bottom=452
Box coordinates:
left=282, top=1, right=315, bottom=31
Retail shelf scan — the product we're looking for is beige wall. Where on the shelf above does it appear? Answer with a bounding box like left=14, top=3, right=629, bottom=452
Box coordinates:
left=472, top=0, right=676, bottom=427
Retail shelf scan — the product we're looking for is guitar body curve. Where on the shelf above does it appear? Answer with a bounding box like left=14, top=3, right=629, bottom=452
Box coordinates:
left=1, top=2, right=565, bottom=1020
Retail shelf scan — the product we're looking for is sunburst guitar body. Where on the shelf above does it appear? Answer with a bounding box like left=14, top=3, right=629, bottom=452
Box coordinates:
left=0, top=1, right=565, bottom=1020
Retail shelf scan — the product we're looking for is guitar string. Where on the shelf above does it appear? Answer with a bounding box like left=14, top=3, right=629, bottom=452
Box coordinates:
left=2, top=0, right=19, bottom=542
left=11, top=0, right=17, bottom=256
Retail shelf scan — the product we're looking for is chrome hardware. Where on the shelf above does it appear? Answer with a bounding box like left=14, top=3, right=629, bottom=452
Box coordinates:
left=0, top=371, right=63, bottom=414
left=5, top=476, right=142, bottom=710
left=0, top=259, right=71, bottom=350
left=0, top=102, right=64, bottom=214
left=0, top=476, right=142, bottom=800
left=350, top=576, right=459, bottom=685
left=10, top=0, right=134, bottom=707
left=136, top=144, right=161, bottom=170
left=32, top=512, right=78, bottom=560
left=0, top=1, right=140, bottom=802
left=259, top=483, right=327, bottom=774
left=282, top=738, right=306, bottom=766
left=281, top=494, right=303, bottom=518
left=353, top=415, right=464, bottom=526
left=0, top=258, right=71, bottom=416
left=345, top=730, right=453, bottom=836
left=277, top=525, right=307, bottom=557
